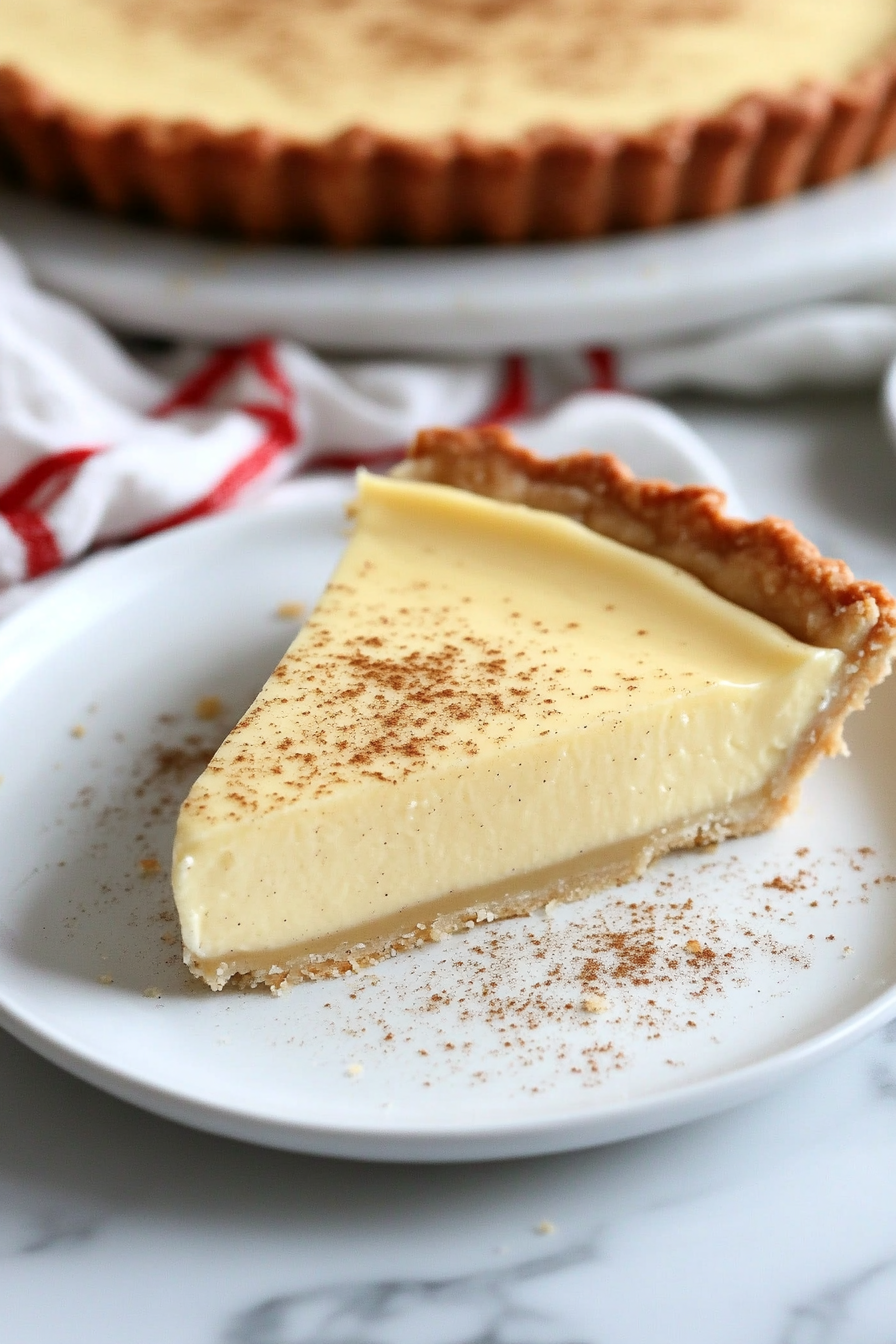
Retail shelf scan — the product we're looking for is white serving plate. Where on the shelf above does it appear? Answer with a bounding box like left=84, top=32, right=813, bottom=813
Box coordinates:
left=3, top=162, right=896, bottom=354
left=0, top=475, right=894, bottom=1162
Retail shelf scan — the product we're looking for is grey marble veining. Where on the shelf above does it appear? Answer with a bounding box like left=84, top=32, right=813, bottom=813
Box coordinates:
left=223, top=1245, right=596, bottom=1344
left=779, top=1259, right=896, bottom=1344
left=2, top=982, right=896, bottom=1341
left=3, top=391, right=896, bottom=1343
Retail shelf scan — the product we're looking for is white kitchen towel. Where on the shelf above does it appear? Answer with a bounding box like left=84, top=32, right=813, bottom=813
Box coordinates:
left=2, top=235, right=896, bottom=598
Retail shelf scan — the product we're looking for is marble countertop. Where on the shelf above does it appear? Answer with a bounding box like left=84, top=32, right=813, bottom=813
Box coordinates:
left=3, top=389, right=896, bottom=1344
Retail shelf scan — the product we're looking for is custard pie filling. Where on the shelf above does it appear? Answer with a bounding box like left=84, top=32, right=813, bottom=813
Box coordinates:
left=2, top=0, right=895, bottom=140
left=173, top=473, right=841, bottom=981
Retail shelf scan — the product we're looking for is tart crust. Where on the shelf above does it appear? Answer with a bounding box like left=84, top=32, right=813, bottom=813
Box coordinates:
left=2, top=56, right=896, bottom=244
left=188, top=427, right=896, bottom=990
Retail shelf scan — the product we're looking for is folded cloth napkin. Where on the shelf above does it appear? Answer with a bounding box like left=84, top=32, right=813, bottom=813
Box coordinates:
left=2, top=235, right=896, bottom=605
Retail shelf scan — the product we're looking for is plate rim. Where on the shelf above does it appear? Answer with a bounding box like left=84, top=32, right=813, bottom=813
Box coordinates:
left=4, top=161, right=896, bottom=352
left=0, top=482, right=894, bottom=1162
left=1, top=975, right=894, bottom=1163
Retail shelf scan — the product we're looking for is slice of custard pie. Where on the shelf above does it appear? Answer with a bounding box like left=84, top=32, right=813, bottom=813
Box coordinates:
left=172, top=427, right=896, bottom=991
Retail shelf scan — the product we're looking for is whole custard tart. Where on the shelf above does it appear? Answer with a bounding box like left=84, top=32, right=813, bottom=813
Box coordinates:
left=1, top=0, right=896, bottom=244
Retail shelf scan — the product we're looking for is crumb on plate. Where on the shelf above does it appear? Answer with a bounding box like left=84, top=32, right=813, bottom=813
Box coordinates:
left=194, top=696, right=223, bottom=721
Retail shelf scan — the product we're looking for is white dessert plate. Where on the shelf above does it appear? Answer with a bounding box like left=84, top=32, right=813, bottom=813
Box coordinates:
left=3, top=161, right=896, bottom=354
left=1, top=476, right=895, bottom=1162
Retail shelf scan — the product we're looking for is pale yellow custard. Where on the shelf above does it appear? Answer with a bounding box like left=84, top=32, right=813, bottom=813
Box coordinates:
left=1, top=0, right=895, bottom=140
left=173, top=472, right=841, bottom=989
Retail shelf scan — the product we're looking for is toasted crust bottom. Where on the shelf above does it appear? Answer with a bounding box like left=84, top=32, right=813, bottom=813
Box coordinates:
left=186, top=428, right=896, bottom=991
left=2, top=58, right=896, bottom=244
left=187, top=780, right=808, bottom=992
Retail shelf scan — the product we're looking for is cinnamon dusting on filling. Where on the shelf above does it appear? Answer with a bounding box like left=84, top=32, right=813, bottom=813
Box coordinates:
left=183, top=570, right=680, bottom=822
left=105, top=0, right=748, bottom=89
left=11, top=0, right=892, bottom=141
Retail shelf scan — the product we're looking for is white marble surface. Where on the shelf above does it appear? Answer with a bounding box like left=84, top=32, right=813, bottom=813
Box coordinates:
left=3, top=390, right=896, bottom=1343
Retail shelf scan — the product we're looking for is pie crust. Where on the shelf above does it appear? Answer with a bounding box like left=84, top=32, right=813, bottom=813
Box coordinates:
left=187, top=428, right=895, bottom=990
left=398, top=426, right=896, bottom=675
left=1, top=54, right=896, bottom=245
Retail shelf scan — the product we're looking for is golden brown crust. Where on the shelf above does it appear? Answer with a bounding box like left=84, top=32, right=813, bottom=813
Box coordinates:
left=397, top=425, right=896, bottom=760
left=1, top=56, right=896, bottom=244
left=401, top=426, right=896, bottom=650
